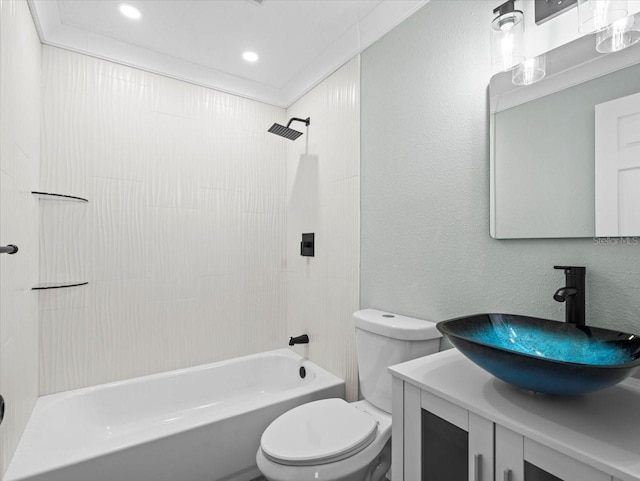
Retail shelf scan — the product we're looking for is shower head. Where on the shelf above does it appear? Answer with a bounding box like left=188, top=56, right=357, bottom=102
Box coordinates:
left=268, top=117, right=310, bottom=141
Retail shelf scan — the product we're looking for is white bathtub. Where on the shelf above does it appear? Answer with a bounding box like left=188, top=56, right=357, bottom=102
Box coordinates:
left=5, top=349, right=345, bottom=481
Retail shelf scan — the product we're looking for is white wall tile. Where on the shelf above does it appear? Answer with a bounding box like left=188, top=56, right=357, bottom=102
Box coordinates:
left=326, top=58, right=360, bottom=184
left=0, top=0, right=41, bottom=477
left=39, top=47, right=288, bottom=394
left=285, top=57, right=360, bottom=401
left=39, top=41, right=359, bottom=406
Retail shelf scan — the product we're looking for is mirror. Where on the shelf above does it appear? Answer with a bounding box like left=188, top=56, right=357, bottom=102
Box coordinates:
left=490, top=27, right=640, bottom=239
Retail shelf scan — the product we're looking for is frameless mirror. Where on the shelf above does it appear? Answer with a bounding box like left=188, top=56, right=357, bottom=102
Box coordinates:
left=490, top=24, right=640, bottom=239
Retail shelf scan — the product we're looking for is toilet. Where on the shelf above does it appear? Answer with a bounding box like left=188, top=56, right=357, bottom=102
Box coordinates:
left=256, top=308, right=441, bottom=481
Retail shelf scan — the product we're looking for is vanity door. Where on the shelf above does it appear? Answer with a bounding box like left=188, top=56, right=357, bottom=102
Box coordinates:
left=420, top=391, right=494, bottom=481
left=496, top=426, right=613, bottom=481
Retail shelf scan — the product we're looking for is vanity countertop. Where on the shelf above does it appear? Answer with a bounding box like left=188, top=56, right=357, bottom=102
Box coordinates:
left=389, top=349, right=640, bottom=481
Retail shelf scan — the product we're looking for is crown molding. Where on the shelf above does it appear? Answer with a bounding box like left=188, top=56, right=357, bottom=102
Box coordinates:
left=27, top=0, right=427, bottom=108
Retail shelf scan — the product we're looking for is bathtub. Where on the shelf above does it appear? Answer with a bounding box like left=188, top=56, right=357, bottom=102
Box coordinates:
left=5, top=349, right=345, bottom=481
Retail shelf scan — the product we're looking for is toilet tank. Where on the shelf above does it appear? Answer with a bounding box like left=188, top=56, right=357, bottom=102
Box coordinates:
left=354, top=309, right=441, bottom=413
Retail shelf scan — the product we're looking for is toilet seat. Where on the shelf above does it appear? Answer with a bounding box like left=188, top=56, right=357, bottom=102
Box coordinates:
left=260, top=398, right=378, bottom=466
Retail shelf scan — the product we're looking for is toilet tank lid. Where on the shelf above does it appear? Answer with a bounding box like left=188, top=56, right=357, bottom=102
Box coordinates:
left=353, top=309, right=442, bottom=341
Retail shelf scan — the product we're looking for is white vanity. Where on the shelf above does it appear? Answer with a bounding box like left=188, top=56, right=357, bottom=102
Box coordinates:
left=389, top=349, right=640, bottom=481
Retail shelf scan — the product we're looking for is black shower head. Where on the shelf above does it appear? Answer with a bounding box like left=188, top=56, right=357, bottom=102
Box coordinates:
left=268, top=117, right=310, bottom=141
left=268, top=123, right=303, bottom=140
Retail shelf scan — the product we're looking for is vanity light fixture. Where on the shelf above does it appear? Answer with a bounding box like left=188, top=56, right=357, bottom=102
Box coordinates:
left=596, top=14, right=640, bottom=52
left=512, top=54, right=546, bottom=85
left=119, top=4, right=141, bottom=20
left=242, top=51, right=259, bottom=62
left=577, top=0, right=627, bottom=33
left=490, top=0, right=525, bottom=73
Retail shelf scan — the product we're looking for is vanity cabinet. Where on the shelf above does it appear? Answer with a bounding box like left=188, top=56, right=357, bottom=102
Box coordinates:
left=389, top=350, right=640, bottom=481
left=495, top=426, right=611, bottom=481
left=420, top=390, right=493, bottom=481
left=393, top=380, right=493, bottom=481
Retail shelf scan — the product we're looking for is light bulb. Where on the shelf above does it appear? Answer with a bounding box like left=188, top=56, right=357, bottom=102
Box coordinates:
left=119, top=4, right=141, bottom=20
left=242, top=51, right=259, bottom=63
left=491, top=8, right=525, bottom=74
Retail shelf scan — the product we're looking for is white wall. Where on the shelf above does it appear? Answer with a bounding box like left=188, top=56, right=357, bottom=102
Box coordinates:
left=285, top=57, right=360, bottom=401
left=0, top=0, right=41, bottom=477
left=39, top=47, right=288, bottom=394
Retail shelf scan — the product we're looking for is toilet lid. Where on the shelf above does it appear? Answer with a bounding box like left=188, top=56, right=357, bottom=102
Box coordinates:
left=260, top=398, right=379, bottom=466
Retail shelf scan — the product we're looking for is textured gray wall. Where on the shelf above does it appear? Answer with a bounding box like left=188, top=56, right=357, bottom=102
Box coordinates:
left=361, top=0, right=640, bottom=334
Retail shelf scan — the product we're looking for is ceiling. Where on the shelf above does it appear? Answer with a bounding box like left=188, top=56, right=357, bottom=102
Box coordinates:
left=28, top=0, right=427, bottom=107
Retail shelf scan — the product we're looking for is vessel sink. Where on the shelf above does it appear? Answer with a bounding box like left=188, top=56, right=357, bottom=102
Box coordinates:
left=437, top=314, right=640, bottom=395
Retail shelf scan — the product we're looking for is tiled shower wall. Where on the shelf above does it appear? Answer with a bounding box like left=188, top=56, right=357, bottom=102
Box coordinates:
left=39, top=47, right=288, bottom=394
left=285, top=57, right=360, bottom=401
left=0, top=0, right=41, bottom=476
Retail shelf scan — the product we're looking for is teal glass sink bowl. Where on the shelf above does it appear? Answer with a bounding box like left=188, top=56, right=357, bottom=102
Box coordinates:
left=437, top=314, right=640, bottom=395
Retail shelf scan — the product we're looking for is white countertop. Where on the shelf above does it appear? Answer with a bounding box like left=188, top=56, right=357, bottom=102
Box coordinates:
left=389, top=349, right=640, bottom=481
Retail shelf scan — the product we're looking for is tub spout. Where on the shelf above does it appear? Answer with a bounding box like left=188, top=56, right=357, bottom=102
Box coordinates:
left=289, top=334, right=309, bottom=346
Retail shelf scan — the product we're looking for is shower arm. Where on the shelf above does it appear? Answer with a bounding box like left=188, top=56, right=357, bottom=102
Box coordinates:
left=286, top=117, right=310, bottom=128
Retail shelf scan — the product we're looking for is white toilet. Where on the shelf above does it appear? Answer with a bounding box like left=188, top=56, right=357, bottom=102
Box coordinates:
left=256, top=308, right=441, bottom=481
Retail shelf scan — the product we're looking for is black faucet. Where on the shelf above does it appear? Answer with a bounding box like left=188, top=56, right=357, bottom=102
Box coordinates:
left=289, top=334, right=309, bottom=346
left=553, top=266, right=586, bottom=326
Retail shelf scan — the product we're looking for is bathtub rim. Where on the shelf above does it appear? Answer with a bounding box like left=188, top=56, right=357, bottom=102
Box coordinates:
left=46, top=347, right=327, bottom=398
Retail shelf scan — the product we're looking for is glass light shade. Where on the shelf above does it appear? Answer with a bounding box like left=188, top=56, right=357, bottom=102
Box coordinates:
left=578, top=0, right=628, bottom=34
left=512, top=55, right=546, bottom=86
left=596, top=15, right=640, bottom=52
left=491, top=10, right=525, bottom=73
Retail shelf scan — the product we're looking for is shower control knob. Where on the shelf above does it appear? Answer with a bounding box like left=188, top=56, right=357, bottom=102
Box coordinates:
left=300, top=233, right=314, bottom=257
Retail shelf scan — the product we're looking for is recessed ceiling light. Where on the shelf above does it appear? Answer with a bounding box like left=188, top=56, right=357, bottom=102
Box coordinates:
left=119, top=4, right=141, bottom=20
left=242, top=51, right=259, bottom=63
